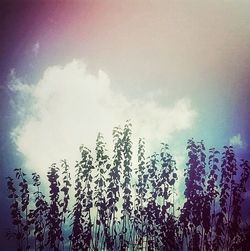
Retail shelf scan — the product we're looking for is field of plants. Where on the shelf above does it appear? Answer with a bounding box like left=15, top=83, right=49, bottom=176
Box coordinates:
left=6, top=122, right=250, bottom=250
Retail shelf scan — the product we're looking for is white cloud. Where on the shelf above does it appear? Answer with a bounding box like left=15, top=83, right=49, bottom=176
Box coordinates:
left=229, top=133, right=243, bottom=148
left=10, top=59, right=196, bottom=176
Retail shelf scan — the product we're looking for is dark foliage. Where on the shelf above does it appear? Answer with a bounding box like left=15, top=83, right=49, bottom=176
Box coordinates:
left=30, top=172, right=48, bottom=251
left=6, top=123, right=250, bottom=250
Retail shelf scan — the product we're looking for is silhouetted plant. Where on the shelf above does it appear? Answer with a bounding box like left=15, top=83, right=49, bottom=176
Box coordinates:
left=106, top=125, right=123, bottom=250
left=46, top=163, right=62, bottom=251
left=120, top=122, right=133, bottom=250
left=6, top=123, right=250, bottom=251
left=229, top=160, right=250, bottom=250
left=60, top=160, right=71, bottom=217
left=93, top=133, right=110, bottom=250
left=179, top=139, right=207, bottom=251
left=144, top=151, right=160, bottom=250
left=6, top=174, right=23, bottom=251
left=158, top=143, right=179, bottom=250
left=134, top=138, right=147, bottom=250
left=213, top=146, right=237, bottom=250
left=70, top=146, right=94, bottom=250
left=204, top=147, right=220, bottom=250
left=30, top=172, right=48, bottom=251
left=14, top=168, right=31, bottom=250
left=60, top=160, right=72, bottom=249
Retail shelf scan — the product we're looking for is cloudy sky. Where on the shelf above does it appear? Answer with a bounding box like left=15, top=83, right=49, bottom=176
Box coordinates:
left=1, top=0, right=250, bottom=246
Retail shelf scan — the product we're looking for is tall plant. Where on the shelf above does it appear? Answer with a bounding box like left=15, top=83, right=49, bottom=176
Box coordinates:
left=204, top=147, right=220, bottom=250
left=179, top=139, right=207, bottom=251
left=70, top=146, right=94, bottom=250
left=93, top=133, right=110, bottom=250
left=30, top=172, right=48, bottom=251
left=213, top=146, right=237, bottom=250
left=46, top=163, right=62, bottom=251
left=106, top=125, right=123, bottom=250
left=120, top=122, right=133, bottom=251
left=134, top=138, right=147, bottom=250
left=6, top=172, right=24, bottom=251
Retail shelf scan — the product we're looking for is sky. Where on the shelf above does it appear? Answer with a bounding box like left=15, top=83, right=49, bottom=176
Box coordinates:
left=1, top=0, right=250, bottom=247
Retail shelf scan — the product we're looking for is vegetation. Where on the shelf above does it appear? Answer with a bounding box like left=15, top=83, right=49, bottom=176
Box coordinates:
left=6, top=122, right=250, bottom=250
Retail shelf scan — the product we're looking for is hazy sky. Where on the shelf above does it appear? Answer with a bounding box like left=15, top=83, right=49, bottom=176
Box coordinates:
left=1, top=0, right=250, bottom=246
